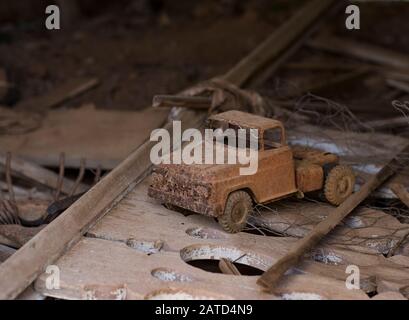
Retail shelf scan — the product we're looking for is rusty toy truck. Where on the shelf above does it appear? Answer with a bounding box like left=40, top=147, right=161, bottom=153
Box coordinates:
left=148, top=110, right=355, bottom=233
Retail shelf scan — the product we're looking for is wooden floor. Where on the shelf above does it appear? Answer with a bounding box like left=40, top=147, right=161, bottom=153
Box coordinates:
left=33, top=178, right=409, bottom=300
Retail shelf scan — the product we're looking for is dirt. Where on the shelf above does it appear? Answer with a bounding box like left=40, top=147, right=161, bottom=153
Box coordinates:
left=0, top=0, right=302, bottom=110
left=2, top=1, right=408, bottom=121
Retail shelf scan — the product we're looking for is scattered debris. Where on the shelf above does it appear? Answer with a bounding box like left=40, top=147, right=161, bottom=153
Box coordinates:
left=391, top=183, right=409, bottom=208
left=0, top=105, right=170, bottom=169
left=0, top=225, right=44, bottom=249
left=218, top=258, right=241, bottom=275
left=309, top=35, right=409, bottom=69
left=0, top=153, right=88, bottom=195
left=153, top=95, right=212, bottom=110
left=362, top=116, right=409, bottom=131
left=16, top=78, right=99, bottom=112
left=149, top=110, right=355, bottom=233
left=258, top=144, right=409, bottom=292
left=1, top=0, right=409, bottom=301
left=387, top=79, right=409, bottom=95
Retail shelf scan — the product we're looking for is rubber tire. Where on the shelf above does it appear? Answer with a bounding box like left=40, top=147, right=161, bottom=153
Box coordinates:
left=219, top=191, right=252, bottom=233
left=324, top=165, right=355, bottom=205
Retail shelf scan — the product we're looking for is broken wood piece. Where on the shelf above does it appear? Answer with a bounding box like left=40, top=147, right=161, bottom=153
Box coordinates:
left=0, top=181, right=53, bottom=201
left=391, top=183, right=409, bottom=208
left=362, top=116, right=409, bottom=131
left=0, top=105, right=170, bottom=169
left=386, top=79, right=409, bottom=95
left=0, top=109, right=203, bottom=300
left=153, top=95, right=212, bottom=110
left=0, top=200, right=19, bottom=225
left=0, top=153, right=88, bottom=195
left=309, top=35, right=409, bottom=69
left=387, top=229, right=409, bottom=258
left=257, top=144, right=409, bottom=292
left=17, top=199, right=49, bottom=227
left=287, top=68, right=369, bottom=98
left=249, top=200, right=409, bottom=256
left=0, top=1, right=339, bottom=298
left=0, top=225, right=45, bottom=249
left=385, top=71, right=409, bottom=83
left=284, top=62, right=364, bottom=72
left=15, top=77, right=99, bottom=112
left=218, top=258, right=241, bottom=275
left=224, top=0, right=338, bottom=86
left=0, top=107, right=42, bottom=135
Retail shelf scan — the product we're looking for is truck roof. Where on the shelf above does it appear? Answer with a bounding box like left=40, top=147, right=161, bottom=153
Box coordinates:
left=209, top=110, right=283, bottom=131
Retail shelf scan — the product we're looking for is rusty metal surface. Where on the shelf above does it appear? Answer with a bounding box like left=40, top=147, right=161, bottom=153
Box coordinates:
left=295, top=162, right=324, bottom=193
left=149, top=112, right=342, bottom=219
left=209, top=110, right=284, bottom=132
left=292, top=146, right=339, bottom=166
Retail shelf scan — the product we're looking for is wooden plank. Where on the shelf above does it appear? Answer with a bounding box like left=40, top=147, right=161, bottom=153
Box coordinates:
left=33, top=179, right=409, bottom=299
left=34, top=236, right=368, bottom=300
left=289, top=124, right=409, bottom=198
left=362, top=116, right=409, bottom=131
left=219, top=258, right=241, bottom=275
left=250, top=200, right=409, bottom=256
left=0, top=153, right=88, bottom=194
left=16, top=78, right=99, bottom=112
left=0, top=225, right=45, bottom=249
left=391, top=183, right=409, bottom=208
left=224, top=0, right=337, bottom=86
left=34, top=181, right=369, bottom=300
left=0, top=108, right=202, bottom=299
left=387, top=79, right=409, bottom=95
left=153, top=95, right=212, bottom=110
left=257, top=145, right=409, bottom=292
left=0, top=105, right=170, bottom=169
left=0, top=0, right=340, bottom=299
left=309, top=35, right=409, bottom=69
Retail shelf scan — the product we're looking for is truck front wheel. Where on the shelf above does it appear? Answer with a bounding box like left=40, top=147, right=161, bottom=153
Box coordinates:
left=324, top=165, right=355, bottom=205
left=219, top=191, right=253, bottom=233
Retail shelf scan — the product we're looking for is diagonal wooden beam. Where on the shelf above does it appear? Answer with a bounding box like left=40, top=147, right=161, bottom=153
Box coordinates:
left=0, top=0, right=338, bottom=299
left=257, top=145, right=409, bottom=292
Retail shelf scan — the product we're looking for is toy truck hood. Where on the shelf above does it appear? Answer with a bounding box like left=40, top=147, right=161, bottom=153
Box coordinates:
left=152, top=140, right=254, bottom=183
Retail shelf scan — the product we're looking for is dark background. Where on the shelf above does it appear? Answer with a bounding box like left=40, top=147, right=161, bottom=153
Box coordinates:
left=1, top=0, right=409, bottom=120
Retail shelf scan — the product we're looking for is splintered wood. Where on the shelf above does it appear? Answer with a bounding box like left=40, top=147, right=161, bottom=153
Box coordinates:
left=257, top=144, right=409, bottom=291
left=0, top=105, right=169, bottom=169
left=33, top=178, right=409, bottom=300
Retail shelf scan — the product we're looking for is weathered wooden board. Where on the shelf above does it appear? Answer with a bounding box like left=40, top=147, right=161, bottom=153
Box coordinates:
left=0, top=105, right=169, bottom=169
left=34, top=178, right=409, bottom=300
left=15, top=78, right=99, bottom=112
left=250, top=200, right=409, bottom=256
left=289, top=125, right=409, bottom=198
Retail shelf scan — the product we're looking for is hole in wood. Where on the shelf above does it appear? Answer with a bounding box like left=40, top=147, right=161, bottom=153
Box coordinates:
left=126, top=238, right=164, bottom=255
left=151, top=268, right=193, bottom=282
left=185, top=227, right=228, bottom=240
left=145, top=288, right=229, bottom=300
left=180, top=244, right=269, bottom=276
left=310, top=249, right=344, bottom=265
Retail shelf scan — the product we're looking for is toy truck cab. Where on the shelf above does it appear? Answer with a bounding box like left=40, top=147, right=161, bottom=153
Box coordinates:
left=149, top=110, right=355, bottom=233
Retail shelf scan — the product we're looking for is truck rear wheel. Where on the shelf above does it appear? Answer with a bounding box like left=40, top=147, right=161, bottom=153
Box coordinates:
left=219, top=191, right=252, bottom=233
left=324, top=165, right=355, bottom=205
